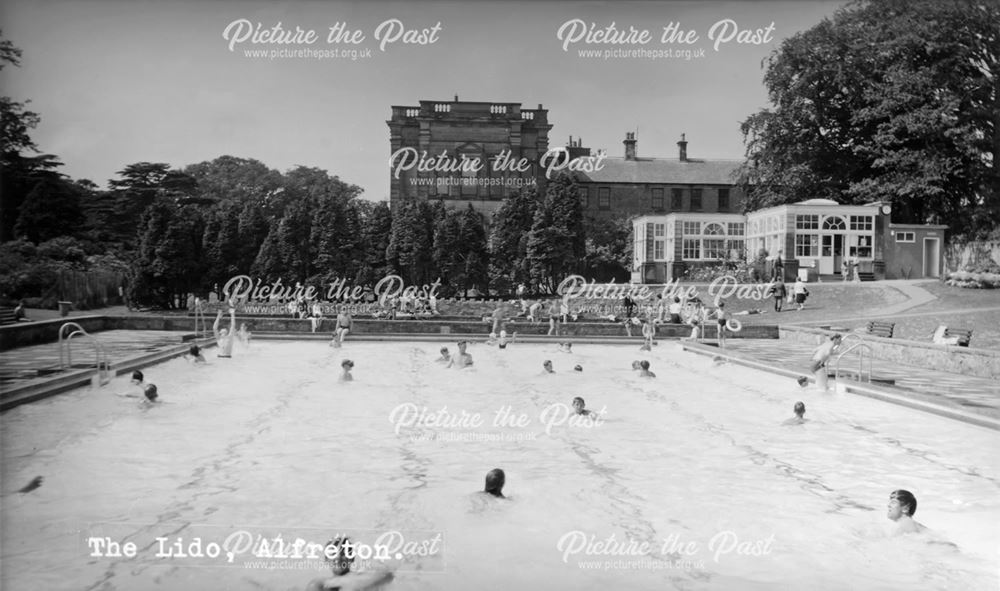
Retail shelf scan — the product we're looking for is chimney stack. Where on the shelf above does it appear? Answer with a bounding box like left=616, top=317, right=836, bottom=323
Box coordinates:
left=623, top=131, right=637, bottom=161
left=677, top=133, right=688, bottom=162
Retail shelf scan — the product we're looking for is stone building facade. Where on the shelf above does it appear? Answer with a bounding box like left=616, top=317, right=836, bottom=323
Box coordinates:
left=387, top=98, right=551, bottom=215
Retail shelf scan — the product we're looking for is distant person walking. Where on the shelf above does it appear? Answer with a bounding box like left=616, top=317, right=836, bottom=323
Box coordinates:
left=793, top=278, right=809, bottom=311
left=767, top=279, right=786, bottom=312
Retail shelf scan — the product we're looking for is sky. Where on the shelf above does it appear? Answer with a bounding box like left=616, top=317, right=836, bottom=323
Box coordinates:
left=0, top=0, right=848, bottom=200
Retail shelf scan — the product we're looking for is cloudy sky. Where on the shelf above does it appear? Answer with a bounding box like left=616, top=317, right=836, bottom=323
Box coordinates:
left=1, top=0, right=846, bottom=199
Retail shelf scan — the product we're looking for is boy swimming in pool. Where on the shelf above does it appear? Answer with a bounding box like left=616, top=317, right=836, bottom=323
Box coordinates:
left=782, top=401, right=807, bottom=425
left=117, top=370, right=159, bottom=403
left=572, top=397, right=595, bottom=416
left=186, top=344, right=206, bottom=364
left=542, top=360, right=555, bottom=374
left=887, top=489, right=925, bottom=535
left=340, top=359, right=354, bottom=382
left=447, top=341, right=473, bottom=369
left=482, top=468, right=506, bottom=498
left=638, top=360, right=656, bottom=378
left=436, top=347, right=451, bottom=363
left=214, top=308, right=237, bottom=358
left=304, top=536, right=394, bottom=591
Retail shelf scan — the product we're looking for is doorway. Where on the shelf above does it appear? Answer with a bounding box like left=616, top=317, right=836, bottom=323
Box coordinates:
left=923, top=238, right=940, bottom=278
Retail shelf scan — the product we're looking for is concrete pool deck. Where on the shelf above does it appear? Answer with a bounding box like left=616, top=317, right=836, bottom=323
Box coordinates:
left=1, top=326, right=997, bottom=430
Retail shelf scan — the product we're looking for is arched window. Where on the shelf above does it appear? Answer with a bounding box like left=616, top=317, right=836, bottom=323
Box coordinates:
left=703, top=223, right=725, bottom=236
left=823, top=216, right=846, bottom=231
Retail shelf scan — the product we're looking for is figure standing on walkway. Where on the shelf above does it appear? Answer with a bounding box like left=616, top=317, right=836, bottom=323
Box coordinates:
left=767, top=279, right=786, bottom=312
left=793, top=278, right=809, bottom=311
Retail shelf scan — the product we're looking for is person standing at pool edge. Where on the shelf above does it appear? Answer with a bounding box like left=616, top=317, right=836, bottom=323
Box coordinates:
left=332, top=308, right=352, bottom=347
left=715, top=302, right=729, bottom=348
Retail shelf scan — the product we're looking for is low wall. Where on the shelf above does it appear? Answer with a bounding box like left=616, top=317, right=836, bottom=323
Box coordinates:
left=1, top=315, right=778, bottom=350
left=0, top=316, right=109, bottom=351
left=207, top=317, right=778, bottom=339
left=779, top=325, right=1000, bottom=380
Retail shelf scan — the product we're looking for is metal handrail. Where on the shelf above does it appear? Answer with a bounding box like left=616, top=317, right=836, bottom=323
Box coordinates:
left=833, top=342, right=873, bottom=384
left=839, top=332, right=865, bottom=351
left=193, top=298, right=206, bottom=338
left=58, top=322, right=112, bottom=386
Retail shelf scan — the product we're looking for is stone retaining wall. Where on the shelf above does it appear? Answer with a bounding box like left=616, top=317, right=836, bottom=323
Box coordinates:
left=779, top=325, right=1000, bottom=380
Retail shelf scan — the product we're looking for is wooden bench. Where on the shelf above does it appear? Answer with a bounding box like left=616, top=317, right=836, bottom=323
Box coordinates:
left=0, top=308, right=18, bottom=325
left=943, top=327, right=973, bottom=347
left=866, top=320, right=895, bottom=338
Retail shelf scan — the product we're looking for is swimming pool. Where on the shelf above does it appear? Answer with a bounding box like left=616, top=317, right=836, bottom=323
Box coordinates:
left=2, top=340, right=997, bottom=590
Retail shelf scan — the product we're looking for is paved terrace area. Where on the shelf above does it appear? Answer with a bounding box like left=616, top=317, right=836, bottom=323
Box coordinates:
left=705, top=339, right=1000, bottom=421
left=0, top=330, right=196, bottom=392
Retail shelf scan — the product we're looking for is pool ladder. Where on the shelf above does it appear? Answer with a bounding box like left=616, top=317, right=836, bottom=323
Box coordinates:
left=833, top=338, right=873, bottom=384
left=58, top=322, right=112, bottom=386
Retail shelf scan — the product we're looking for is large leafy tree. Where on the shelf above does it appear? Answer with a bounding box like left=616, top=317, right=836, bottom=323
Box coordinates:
left=386, top=200, right=436, bottom=285
left=488, top=187, right=539, bottom=293
left=14, top=177, right=85, bottom=243
left=736, top=0, right=999, bottom=238
left=525, top=174, right=586, bottom=292
left=0, top=32, right=67, bottom=243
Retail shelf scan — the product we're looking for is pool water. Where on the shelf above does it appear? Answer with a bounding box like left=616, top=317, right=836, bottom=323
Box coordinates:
left=2, top=340, right=998, bottom=590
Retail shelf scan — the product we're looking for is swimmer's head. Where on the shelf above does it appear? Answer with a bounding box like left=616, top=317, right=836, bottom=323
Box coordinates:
left=131, top=370, right=144, bottom=384
left=889, top=489, right=917, bottom=517
left=484, top=468, right=505, bottom=497
left=831, top=334, right=843, bottom=342
left=794, top=401, right=805, bottom=417
left=572, top=397, right=585, bottom=413
left=631, top=360, right=642, bottom=370
left=341, top=359, right=354, bottom=370
left=674, top=297, right=680, bottom=303
left=543, top=360, right=553, bottom=372
left=797, top=376, right=809, bottom=387
left=489, top=332, right=497, bottom=340
left=574, top=365, right=582, bottom=372
left=640, top=360, right=650, bottom=370
left=718, top=302, right=725, bottom=308
left=219, top=328, right=229, bottom=337
left=189, top=345, right=201, bottom=357
left=499, top=330, right=507, bottom=338
left=324, top=536, right=355, bottom=575
left=143, top=384, right=158, bottom=401
left=440, top=347, right=449, bottom=355
left=691, top=320, right=699, bottom=326
left=457, top=341, right=468, bottom=351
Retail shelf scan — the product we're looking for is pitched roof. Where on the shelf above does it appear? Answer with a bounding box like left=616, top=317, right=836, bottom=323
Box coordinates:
left=576, top=157, right=742, bottom=185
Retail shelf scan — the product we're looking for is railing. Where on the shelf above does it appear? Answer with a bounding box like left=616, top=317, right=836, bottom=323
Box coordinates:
left=833, top=342, right=873, bottom=384
left=193, top=298, right=208, bottom=339
left=838, top=332, right=865, bottom=351
left=58, top=322, right=112, bottom=386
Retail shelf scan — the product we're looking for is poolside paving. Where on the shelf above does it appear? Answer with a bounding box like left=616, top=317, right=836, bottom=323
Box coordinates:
left=0, top=330, right=195, bottom=390
left=714, top=339, right=1000, bottom=420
